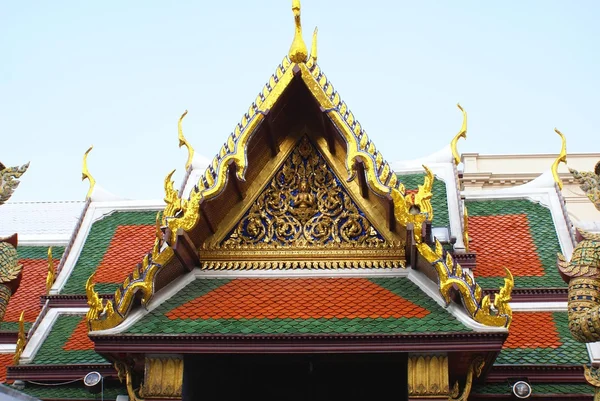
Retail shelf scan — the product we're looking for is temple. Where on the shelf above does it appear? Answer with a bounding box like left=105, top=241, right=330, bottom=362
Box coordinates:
left=1, top=2, right=600, bottom=400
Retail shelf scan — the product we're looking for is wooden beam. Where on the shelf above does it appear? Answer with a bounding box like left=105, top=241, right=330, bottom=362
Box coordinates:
left=319, top=107, right=336, bottom=155
left=261, top=109, right=279, bottom=156
left=173, top=228, right=201, bottom=271
left=355, top=161, right=369, bottom=199
left=228, top=163, right=244, bottom=201
left=200, top=204, right=216, bottom=235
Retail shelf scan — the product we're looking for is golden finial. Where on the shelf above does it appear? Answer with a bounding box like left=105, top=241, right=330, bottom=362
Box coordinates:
left=85, top=272, right=104, bottom=323
left=178, top=110, right=195, bottom=170
left=551, top=128, right=567, bottom=190
left=45, top=247, right=55, bottom=294
left=288, top=0, right=308, bottom=63
left=415, top=165, right=434, bottom=221
left=13, top=310, right=25, bottom=365
left=308, top=27, right=318, bottom=65
left=451, top=104, right=468, bottom=165
left=82, top=146, right=96, bottom=200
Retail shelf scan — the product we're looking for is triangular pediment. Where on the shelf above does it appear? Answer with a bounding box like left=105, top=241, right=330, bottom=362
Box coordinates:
left=199, top=136, right=405, bottom=270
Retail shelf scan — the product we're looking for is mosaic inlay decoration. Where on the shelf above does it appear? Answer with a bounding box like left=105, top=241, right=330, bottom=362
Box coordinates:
left=222, top=137, right=385, bottom=247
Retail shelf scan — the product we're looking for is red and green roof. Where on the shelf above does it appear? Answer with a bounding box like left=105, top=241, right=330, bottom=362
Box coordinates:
left=0, top=353, right=14, bottom=383
left=466, top=199, right=565, bottom=289
left=496, top=311, right=589, bottom=365
left=1, top=246, right=64, bottom=332
left=126, top=277, right=471, bottom=335
left=19, top=384, right=124, bottom=400
left=61, top=211, right=157, bottom=295
left=472, top=383, right=593, bottom=397
left=30, top=314, right=107, bottom=365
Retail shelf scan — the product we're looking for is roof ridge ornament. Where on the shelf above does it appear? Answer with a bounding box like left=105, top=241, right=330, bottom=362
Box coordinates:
left=288, top=0, right=308, bottom=63
left=13, top=310, right=25, bottom=365
left=551, top=128, right=567, bottom=190
left=82, top=146, right=96, bottom=200
left=308, top=27, right=318, bottom=65
left=177, top=110, right=195, bottom=170
left=45, top=246, right=55, bottom=295
left=450, top=103, right=467, bottom=166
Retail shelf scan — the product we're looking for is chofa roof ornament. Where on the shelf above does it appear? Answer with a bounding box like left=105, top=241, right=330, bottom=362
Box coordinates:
left=551, top=128, right=567, bottom=190
left=82, top=145, right=96, bottom=200
left=450, top=103, right=467, bottom=166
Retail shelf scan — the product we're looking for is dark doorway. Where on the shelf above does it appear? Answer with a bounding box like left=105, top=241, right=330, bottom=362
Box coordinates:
left=183, top=353, right=408, bottom=401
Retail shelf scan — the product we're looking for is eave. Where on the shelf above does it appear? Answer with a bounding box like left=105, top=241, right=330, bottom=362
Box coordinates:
left=7, top=363, right=115, bottom=381
left=92, top=331, right=507, bottom=355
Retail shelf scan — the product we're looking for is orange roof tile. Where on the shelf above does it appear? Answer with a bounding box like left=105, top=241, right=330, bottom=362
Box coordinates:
left=167, top=278, right=430, bottom=320
left=468, top=214, right=544, bottom=277
left=0, top=353, right=14, bottom=383
left=4, top=258, right=60, bottom=322
left=95, top=225, right=155, bottom=283
left=503, top=312, right=561, bottom=349
left=63, top=317, right=94, bottom=351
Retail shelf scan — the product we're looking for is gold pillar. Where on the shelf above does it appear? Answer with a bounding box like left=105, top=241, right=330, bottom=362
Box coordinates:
left=407, top=354, right=450, bottom=400
left=139, top=356, right=183, bottom=399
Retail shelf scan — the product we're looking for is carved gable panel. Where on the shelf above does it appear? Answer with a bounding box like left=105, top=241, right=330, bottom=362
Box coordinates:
left=199, top=137, right=405, bottom=270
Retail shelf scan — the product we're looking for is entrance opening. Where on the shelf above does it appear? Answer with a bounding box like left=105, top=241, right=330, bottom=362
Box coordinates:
left=183, top=353, right=408, bottom=401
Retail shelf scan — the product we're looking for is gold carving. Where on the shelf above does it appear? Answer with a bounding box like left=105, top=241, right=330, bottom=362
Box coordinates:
left=178, top=110, right=195, bottom=170
left=45, top=247, right=55, bottom=294
left=407, top=354, right=449, bottom=397
left=116, top=361, right=144, bottom=401
left=139, top=357, right=183, bottom=399
left=570, top=162, right=600, bottom=211
left=451, top=104, right=467, bottom=166
left=82, top=146, right=96, bottom=200
left=551, top=128, right=567, bottom=190
left=288, top=0, right=308, bottom=63
left=223, top=137, right=386, bottom=248
left=406, top=165, right=434, bottom=222
left=417, top=239, right=513, bottom=328
left=13, top=311, right=25, bottom=365
left=450, top=356, right=485, bottom=401
left=0, top=161, right=29, bottom=205
left=86, top=273, right=106, bottom=324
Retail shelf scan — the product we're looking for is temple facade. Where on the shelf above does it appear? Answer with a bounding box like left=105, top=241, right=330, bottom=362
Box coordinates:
left=1, top=2, right=600, bottom=400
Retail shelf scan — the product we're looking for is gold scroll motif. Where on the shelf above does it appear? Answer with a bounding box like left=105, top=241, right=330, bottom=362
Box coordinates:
left=139, top=357, right=183, bottom=399
left=223, top=137, right=385, bottom=248
left=450, top=103, right=467, bottom=166
left=407, top=354, right=450, bottom=398
left=450, top=356, right=485, bottom=401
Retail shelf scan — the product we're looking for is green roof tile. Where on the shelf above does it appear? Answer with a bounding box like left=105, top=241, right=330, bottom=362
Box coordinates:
left=20, top=383, right=125, bottom=400
left=126, top=277, right=471, bottom=335
left=61, top=211, right=156, bottom=295
left=31, top=314, right=107, bottom=365
left=473, top=382, right=593, bottom=395
left=466, top=198, right=565, bottom=289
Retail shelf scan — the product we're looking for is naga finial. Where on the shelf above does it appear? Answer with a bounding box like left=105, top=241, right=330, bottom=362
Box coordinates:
left=178, top=110, right=195, bottom=170
left=288, top=0, right=308, bottom=63
left=45, top=247, right=55, bottom=295
left=82, top=146, right=96, bottom=200
left=451, top=104, right=467, bottom=165
left=551, top=128, right=567, bottom=190
left=308, top=27, right=318, bottom=65
left=13, top=310, right=25, bottom=365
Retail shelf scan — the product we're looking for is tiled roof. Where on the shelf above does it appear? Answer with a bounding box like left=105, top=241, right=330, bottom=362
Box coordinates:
left=20, top=384, right=125, bottom=400
left=127, top=277, right=471, bottom=335
left=0, top=353, right=14, bottom=383
left=0, top=246, right=64, bottom=332
left=0, top=201, right=85, bottom=241
left=30, top=314, right=106, bottom=365
left=398, top=173, right=449, bottom=228
left=473, top=383, right=593, bottom=396
left=60, top=211, right=156, bottom=295
left=496, top=311, right=589, bottom=365
left=466, top=199, right=565, bottom=289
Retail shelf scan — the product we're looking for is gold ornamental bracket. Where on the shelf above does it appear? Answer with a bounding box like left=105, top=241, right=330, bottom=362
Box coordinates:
left=450, top=104, right=467, bottom=166
left=551, top=128, right=567, bottom=190
left=82, top=145, right=96, bottom=200
left=45, top=247, right=55, bottom=294
left=450, top=356, right=485, bottom=401
left=178, top=110, right=195, bottom=170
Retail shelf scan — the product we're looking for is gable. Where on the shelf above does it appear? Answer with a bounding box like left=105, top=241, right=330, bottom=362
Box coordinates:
left=199, top=136, right=404, bottom=270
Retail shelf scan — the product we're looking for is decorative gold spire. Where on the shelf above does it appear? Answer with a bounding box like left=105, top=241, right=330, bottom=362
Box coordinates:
left=45, top=247, right=55, bottom=295
left=288, top=0, right=308, bottom=63
left=308, top=27, right=318, bottom=65
left=451, top=104, right=467, bottom=165
left=178, top=110, right=195, bottom=170
left=13, top=310, right=25, bottom=365
left=82, top=146, right=96, bottom=200
left=551, top=128, right=567, bottom=190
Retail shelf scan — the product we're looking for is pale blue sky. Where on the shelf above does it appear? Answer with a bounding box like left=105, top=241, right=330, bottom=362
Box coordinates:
left=2, top=1, right=599, bottom=201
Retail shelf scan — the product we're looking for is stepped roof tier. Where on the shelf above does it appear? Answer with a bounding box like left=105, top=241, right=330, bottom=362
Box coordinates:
left=1, top=1, right=599, bottom=400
